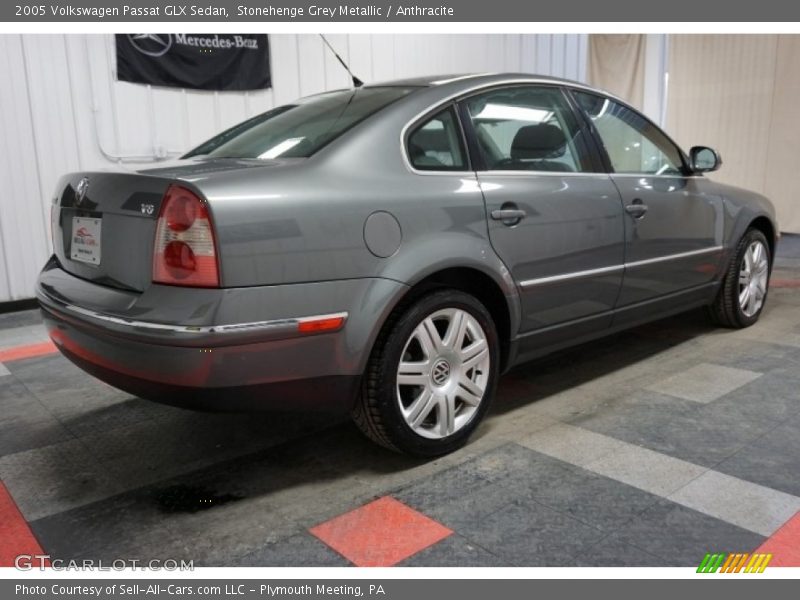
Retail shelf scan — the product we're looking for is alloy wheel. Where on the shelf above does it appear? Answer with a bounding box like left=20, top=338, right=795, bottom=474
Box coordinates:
left=738, top=240, right=769, bottom=317
left=396, top=308, right=491, bottom=439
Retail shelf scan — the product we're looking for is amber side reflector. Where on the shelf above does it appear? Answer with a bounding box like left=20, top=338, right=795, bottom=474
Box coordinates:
left=297, top=315, right=346, bottom=334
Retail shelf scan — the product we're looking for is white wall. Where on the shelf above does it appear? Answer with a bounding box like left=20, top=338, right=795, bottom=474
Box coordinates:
left=0, top=33, right=588, bottom=303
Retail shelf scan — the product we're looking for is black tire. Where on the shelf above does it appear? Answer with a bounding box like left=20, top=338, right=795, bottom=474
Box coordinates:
left=352, top=289, right=500, bottom=457
left=708, top=228, right=771, bottom=328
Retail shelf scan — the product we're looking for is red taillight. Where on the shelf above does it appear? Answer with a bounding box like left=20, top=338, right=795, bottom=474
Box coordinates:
left=165, top=193, right=198, bottom=232
left=153, top=185, right=219, bottom=287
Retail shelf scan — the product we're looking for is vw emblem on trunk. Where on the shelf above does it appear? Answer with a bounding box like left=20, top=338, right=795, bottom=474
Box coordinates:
left=75, top=177, right=90, bottom=204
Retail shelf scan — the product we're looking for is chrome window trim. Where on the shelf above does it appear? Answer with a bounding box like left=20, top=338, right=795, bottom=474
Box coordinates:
left=610, top=173, right=705, bottom=180
left=476, top=170, right=610, bottom=178
left=400, top=77, right=623, bottom=177
left=519, top=246, right=723, bottom=288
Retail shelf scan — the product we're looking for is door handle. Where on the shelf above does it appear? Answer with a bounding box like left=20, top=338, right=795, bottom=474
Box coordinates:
left=491, top=208, right=527, bottom=224
left=625, top=199, right=648, bottom=219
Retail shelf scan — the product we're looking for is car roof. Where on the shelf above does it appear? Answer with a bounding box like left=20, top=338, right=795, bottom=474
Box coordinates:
left=365, top=72, right=589, bottom=90
left=362, top=72, right=625, bottom=107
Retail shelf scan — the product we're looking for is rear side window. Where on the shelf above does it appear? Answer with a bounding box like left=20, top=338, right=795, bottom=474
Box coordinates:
left=463, top=86, right=592, bottom=172
left=407, top=107, right=467, bottom=171
left=183, top=86, right=417, bottom=160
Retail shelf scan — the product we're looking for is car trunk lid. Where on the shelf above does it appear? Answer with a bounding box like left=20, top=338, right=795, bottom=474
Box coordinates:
left=52, top=158, right=293, bottom=292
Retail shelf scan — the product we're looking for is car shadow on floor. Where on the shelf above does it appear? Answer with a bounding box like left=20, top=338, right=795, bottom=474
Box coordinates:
left=53, top=309, right=721, bottom=495
left=486, top=307, right=718, bottom=419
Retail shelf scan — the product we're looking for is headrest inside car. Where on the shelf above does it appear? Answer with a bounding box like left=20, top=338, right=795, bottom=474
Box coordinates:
left=412, top=127, right=453, bottom=153
left=511, top=124, right=567, bottom=160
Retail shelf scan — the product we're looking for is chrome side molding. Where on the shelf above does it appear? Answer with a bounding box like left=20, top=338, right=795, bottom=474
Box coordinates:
left=519, top=246, right=724, bottom=288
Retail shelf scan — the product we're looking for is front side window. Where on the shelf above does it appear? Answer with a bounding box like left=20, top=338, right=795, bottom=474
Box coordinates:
left=573, top=91, right=685, bottom=175
left=183, top=86, right=417, bottom=160
left=407, top=107, right=467, bottom=171
left=463, top=86, right=591, bottom=172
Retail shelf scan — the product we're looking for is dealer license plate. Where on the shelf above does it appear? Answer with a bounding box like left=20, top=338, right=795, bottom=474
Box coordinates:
left=70, top=217, right=102, bottom=265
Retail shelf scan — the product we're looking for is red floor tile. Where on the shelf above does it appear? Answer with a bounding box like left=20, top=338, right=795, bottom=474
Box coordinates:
left=770, top=278, right=800, bottom=288
left=0, top=341, right=57, bottom=363
left=756, top=511, right=800, bottom=567
left=310, top=496, right=452, bottom=567
left=0, top=481, right=48, bottom=567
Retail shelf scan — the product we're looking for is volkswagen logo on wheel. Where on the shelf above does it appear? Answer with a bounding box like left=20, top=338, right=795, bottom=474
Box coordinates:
left=128, top=34, right=172, bottom=57
left=75, top=177, right=89, bottom=204
left=431, top=359, right=451, bottom=386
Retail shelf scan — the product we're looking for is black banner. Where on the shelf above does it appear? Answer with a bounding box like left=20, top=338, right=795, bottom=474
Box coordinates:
left=115, top=34, right=270, bottom=91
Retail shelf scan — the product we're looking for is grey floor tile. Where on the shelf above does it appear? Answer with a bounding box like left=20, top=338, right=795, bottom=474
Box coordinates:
left=571, top=535, right=666, bottom=567
left=164, top=498, right=307, bottom=566
left=450, top=442, right=663, bottom=531
left=0, top=411, right=74, bottom=457
left=707, top=369, right=800, bottom=427
left=612, top=500, right=765, bottom=566
left=232, top=533, right=349, bottom=567
left=392, top=450, right=513, bottom=532
left=0, top=324, right=49, bottom=351
left=455, top=498, right=607, bottom=566
left=519, top=422, right=628, bottom=469
left=584, top=441, right=706, bottom=497
left=713, top=420, right=800, bottom=497
left=0, top=309, right=42, bottom=330
left=0, top=438, right=124, bottom=521
left=58, top=398, right=155, bottom=438
left=30, top=487, right=190, bottom=561
left=646, top=363, right=762, bottom=403
left=667, top=470, right=800, bottom=536
left=0, top=378, right=74, bottom=456
left=708, top=337, right=800, bottom=373
left=399, top=534, right=507, bottom=567
left=0, top=374, right=30, bottom=401
left=734, top=318, right=800, bottom=349
left=571, top=389, right=775, bottom=468
left=500, top=460, right=663, bottom=532
left=8, top=355, right=127, bottom=409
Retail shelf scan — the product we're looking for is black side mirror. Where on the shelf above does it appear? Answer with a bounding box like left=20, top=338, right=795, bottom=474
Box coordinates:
left=690, top=146, right=722, bottom=173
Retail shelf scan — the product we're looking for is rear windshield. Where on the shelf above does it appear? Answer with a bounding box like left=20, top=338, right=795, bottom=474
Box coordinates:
left=183, top=86, right=417, bottom=160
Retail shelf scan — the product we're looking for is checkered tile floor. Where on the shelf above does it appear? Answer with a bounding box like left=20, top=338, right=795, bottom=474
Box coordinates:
left=2, top=235, right=800, bottom=567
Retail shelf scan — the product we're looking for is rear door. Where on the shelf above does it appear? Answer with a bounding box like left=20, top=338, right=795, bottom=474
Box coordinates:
left=571, top=91, right=725, bottom=314
left=460, top=85, right=625, bottom=337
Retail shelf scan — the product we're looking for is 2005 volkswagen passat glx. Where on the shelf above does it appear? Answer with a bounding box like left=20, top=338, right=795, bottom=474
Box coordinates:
left=38, top=73, right=778, bottom=456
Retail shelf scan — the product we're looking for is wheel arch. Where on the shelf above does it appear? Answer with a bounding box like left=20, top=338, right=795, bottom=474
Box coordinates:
left=748, top=215, right=777, bottom=266
left=401, top=266, right=515, bottom=371
left=362, top=261, right=520, bottom=375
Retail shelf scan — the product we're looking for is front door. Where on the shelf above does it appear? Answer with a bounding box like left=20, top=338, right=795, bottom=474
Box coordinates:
left=571, top=91, right=725, bottom=313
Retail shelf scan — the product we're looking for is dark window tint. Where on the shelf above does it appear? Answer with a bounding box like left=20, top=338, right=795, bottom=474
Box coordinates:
left=463, top=86, right=592, bottom=172
left=183, top=87, right=417, bottom=160
left=574, top=91, right=685, bottom=175
left=407, top=107, right=467, bottom=171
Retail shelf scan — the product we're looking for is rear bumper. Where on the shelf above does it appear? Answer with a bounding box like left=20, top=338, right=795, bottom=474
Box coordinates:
left=37, top=259, right=408, bottom=412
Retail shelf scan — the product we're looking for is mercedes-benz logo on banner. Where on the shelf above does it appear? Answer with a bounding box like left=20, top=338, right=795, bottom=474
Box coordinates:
left=128, top=34, right=173, bottom=57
